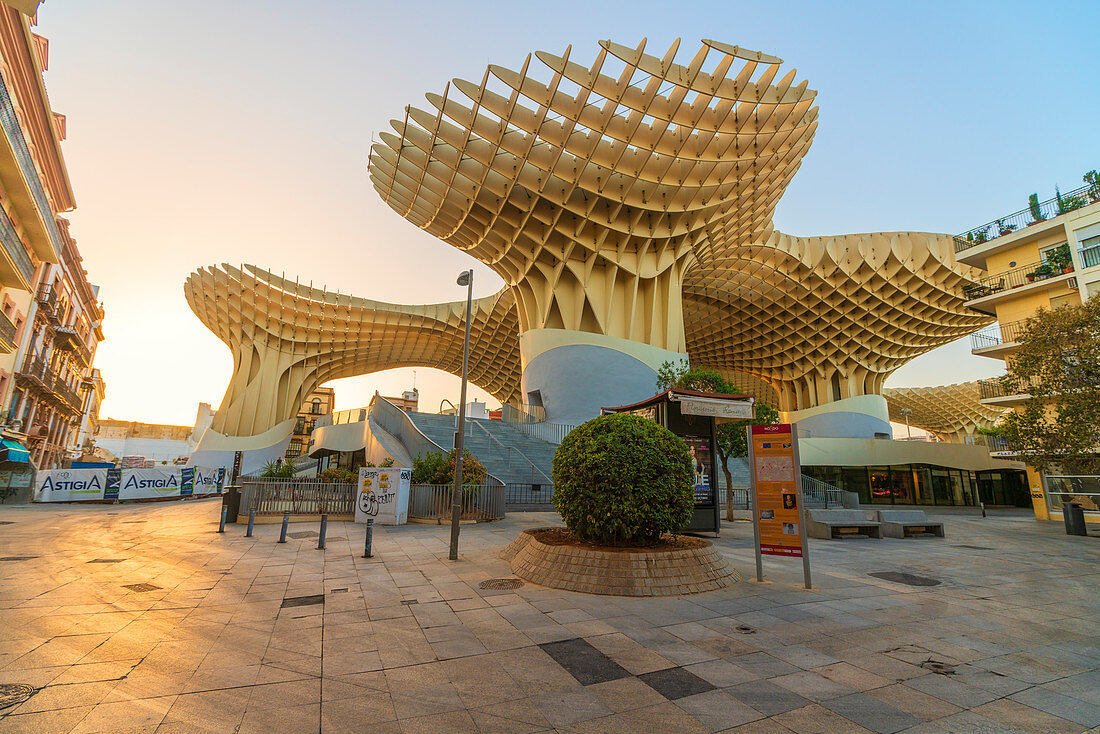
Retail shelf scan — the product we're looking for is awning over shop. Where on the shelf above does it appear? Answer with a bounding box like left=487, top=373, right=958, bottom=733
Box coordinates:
left=0, top=439, right=30, bottom=464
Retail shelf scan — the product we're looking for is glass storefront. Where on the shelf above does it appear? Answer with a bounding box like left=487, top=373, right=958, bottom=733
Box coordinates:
left=804, top=464, right=1029, bottom=507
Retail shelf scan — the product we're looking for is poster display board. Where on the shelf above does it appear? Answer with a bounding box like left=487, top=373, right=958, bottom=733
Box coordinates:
left=36, top=466, right=225, bottom=502
left=748, top=423, right=811, bottom=588
left=354, top=467, right=411, bottom=525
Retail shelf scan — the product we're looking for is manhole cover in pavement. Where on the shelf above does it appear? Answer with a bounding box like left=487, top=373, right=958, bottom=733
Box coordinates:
left=868, top=571, right=941, bottom=587
left=0, top=556, right=37, bottom=562
left=478, top=578, right=524, bottom=590
left=287, top=531, right=319, bottom=539
left=88, top=558, right=124, bottom=564
left=0, top=683, right=33, bottom=709
left=122, top=583, right=162, bottom=592
left=281, top=594, right=324, bottom=608
left=920, top=660, right=956, bottom=674
left=735, top=625, right=757, bottom=634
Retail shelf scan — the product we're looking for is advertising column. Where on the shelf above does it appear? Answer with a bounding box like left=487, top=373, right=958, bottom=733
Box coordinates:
left=748, top=423, right=811, bottom=589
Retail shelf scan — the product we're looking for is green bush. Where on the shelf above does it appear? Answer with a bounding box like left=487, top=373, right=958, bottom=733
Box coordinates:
left=319, top=466, right=356, bottom=482
left=552, top=413, right=695, bottom=545
left=411, top=449, right=487, bottom=485
left=260, top=459, right=295, bottom=479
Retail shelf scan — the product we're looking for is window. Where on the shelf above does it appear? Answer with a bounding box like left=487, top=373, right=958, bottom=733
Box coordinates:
left=311, top=398, right=321, bottom=415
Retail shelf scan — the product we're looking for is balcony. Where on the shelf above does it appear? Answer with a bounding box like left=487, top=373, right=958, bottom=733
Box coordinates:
left=16, top=352, right=85, bottom=414
left=955, top=182, right=1100, bottom=254
left=970, top=319, right=1028, bottom=355
left=52, top=325, right=92, bottom=366
left=961, top=260, right=1075, bottom=310
left=0, top=309, right=15, bottom=353
left=1080, top=236, right=1100, bottom=269
left=978, top=376, right=1032, bottom=406
left=35, top=286, right=59, bottom=323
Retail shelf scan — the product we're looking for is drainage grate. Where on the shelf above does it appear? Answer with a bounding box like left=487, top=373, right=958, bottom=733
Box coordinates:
left=122, top=583, right=162, bottom=592
left=88, top=559, right=125, bottom=564
left=281, top=594, right=324, bottom=608
left=478, top=578, right=524, bottom=591
left=330, top=588, right=349, bottom=594
left=0, top=683, right=34, bottom=710
left=0, top=521, right=13, bottom=525
left=920, top=660, right=957, bottom=675
left=952, top=545, right=993, bottom=550
left=400, top=599, right=419, bottom=605
left=868, top=571, right=941, bottom=587
left=287, top=531, right=319, bottom=539
left=0, top=556, right=37, bottom=562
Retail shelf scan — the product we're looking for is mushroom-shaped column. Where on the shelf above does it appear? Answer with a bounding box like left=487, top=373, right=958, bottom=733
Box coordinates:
left=369, top=38, right=818, bottom=422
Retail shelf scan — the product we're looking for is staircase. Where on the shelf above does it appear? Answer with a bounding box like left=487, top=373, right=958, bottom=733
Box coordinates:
left=404, top=412, right=557, bottom=485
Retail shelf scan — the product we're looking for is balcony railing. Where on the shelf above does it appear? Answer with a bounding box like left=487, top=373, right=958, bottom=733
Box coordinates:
left=0, top=309, right=15, bottom=350
left=978, top=377, right=1032, bottom=401
left=51, top=325, right=92, bottom=366
left=17, top=352, right=84, bottom=413
left=0, top=204, right=34, bottom=285
left=35, top=286, right=59, bottom=322
left=970, top=319, right=1029, bottom=351
left=962, top=260, right=1074, bottom=299
left=955, top=182, right=1100, bottom=253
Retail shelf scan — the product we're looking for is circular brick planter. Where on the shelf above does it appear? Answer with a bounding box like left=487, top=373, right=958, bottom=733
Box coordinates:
left=501, top=528, right=740, bottom=596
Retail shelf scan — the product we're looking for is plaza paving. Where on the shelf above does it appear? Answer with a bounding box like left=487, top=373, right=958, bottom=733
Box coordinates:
left=0, top=499, right=1098, bottom=734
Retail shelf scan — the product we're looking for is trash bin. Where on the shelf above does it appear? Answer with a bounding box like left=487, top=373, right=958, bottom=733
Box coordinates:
left=222, top=485, right=242, bottom=524
left=1063, top=502, right=1087, bottom=536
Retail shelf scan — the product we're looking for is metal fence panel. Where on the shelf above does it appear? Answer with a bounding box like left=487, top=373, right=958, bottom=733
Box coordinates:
left=240, top=479, right=356, bottom=516
left=409, top=484, right=504, bottom=522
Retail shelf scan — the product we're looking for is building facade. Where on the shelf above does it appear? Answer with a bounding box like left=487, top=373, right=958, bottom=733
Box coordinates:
left=285, top=386, right=334, bottom=460
left=954, top=177, right=1100, bottom=520
left=0, top=2, right=105, bottom=478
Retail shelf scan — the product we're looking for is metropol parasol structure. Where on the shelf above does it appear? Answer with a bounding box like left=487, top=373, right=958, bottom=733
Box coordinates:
left=185, top=38, right=990, bottom=467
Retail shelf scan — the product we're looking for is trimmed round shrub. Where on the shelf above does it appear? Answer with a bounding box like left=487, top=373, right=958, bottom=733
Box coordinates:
left=551, top=413, right=695, bottom=545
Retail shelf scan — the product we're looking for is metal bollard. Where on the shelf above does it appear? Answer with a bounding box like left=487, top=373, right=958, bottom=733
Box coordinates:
left=317, top=514, right=328, bottom=550
left=217, top=506, right=227, bottom=533
left=278, top=511, right=289, bottom=543
left=362, top=518, right=374, bottom=558
left=246, top=509, right=255, bottom=537
left=980, top=501, right=986, bottom=518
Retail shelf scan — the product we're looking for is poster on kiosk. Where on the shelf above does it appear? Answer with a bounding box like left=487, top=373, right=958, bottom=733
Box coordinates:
left=354, top=467, right=411, bottom=525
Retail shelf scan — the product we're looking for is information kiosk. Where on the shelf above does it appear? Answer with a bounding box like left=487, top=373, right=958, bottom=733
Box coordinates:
left=602, top=389, right=755, bottom=535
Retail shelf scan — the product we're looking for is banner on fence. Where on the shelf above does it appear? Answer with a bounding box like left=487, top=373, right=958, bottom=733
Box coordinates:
left=355, top=467, right=411, bottom=525
left=36, top=466, right=225, bottom=502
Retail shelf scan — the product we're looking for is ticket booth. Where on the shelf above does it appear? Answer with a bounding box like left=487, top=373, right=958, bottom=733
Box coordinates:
left=603, top=389, right=755, bottom=535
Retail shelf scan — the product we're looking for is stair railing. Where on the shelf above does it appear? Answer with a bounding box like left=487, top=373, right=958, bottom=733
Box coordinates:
left=468, top=420, right=552, bottom=484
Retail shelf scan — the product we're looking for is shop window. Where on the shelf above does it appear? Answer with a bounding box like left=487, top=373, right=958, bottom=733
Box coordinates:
left=869, top=466, right=892, bottom=504
left=842, top=467, right=870, bottom=504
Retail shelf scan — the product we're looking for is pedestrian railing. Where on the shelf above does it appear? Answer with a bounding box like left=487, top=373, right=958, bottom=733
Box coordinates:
left=409, top=483, right=505, bottom=522
left=240, top=478, right=356, bottom=516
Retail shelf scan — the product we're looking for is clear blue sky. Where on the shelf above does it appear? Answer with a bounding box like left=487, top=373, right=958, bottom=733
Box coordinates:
left=36, top=0, right=1100, bottom=424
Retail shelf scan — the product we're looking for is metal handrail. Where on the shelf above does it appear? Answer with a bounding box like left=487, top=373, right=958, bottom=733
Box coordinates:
left=469, top=420, right=552, bottom=484
left=956, top=182, right=1100, bottom=252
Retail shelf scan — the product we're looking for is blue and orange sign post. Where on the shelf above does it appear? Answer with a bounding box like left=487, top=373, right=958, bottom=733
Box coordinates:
left=748, top=423, right=812, bottom=589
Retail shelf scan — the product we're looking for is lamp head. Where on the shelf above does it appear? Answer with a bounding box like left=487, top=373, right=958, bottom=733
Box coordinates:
left=456, top=270, right=472, bottom=286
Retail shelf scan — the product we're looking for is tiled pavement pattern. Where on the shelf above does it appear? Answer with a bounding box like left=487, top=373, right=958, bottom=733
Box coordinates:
left=0, top=500, right=1098, bottom=733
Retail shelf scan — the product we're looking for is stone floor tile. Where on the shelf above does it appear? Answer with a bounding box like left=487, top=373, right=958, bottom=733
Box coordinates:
left=1010, top=686, right=1100, bottom=728
left=531, top=687, right=614, bottom=728
left=811, top=662, right=892, bottom=691
left=903, top=673, right=1000, bottom=709
left=726, top=679, right=811, bottom=716
left=770, top=670, right=854, bottom=701
left=684, top=658, right=762, bottom=687
left=390, top=682, right=466, bottom=719
left=613, top=701, right=711, bottom=733
left=238, top=702, right=320, bottom=734
left=468, top=697, right=552, bottom=733
left=11, top=680, right=117, bottom=714
left=973, top=698, right=1084, bottom=733
left=587, top=676, right=668, bottom=712
left=821, top=692, right=921, bottom=734
left=675, top=688, right=764, bottom=730
left=864, top=683, right=961, bottom=721
left=70, top=694, right=177, bottom=734
left=772, top=703, right=875, bottom=733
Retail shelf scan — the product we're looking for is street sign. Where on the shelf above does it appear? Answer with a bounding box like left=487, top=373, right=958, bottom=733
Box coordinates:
left=748, top=423, right=811, bottom=589
left=678, top=397, right=754, bottom=419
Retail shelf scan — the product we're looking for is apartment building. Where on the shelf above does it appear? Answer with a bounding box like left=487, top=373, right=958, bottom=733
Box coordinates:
left=285, top=386, right=334, bottom=460
left=954, top=176, right=1100, bottom=520
left=0, top=2, right=105, bottom=483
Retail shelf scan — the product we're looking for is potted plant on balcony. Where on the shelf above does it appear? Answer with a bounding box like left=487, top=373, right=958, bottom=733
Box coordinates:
left=1028, top=193, right=1045, bottom=224
left=1085, top=170, right=1100, bottom=204
left=967, top=226, right=991, bottom=245
left=1046, top=244, right=1073, bottom=274
left=1055, top=186, right=1087, bottom=216
left=1027, top=263, right=1056, bottom=282
left=995, top=218, right=1017, bottom=236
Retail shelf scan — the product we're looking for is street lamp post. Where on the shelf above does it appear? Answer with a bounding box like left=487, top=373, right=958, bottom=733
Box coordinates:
left=449, top=269, right=473, bottom=561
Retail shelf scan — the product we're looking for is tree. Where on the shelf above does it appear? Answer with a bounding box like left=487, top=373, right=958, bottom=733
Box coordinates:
left=656, top=361, right=780, bottom=519
left=1000, top=299, right=1100, bottom=474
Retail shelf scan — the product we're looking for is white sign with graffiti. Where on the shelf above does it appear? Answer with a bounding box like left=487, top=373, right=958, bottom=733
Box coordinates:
left=355, top=467, right=411, bottom=525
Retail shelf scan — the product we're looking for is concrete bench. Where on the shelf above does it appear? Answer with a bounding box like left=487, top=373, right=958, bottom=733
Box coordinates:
left=866, top=510, right=945, bottom=539
left=807, top=509, right=882, bottom=539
